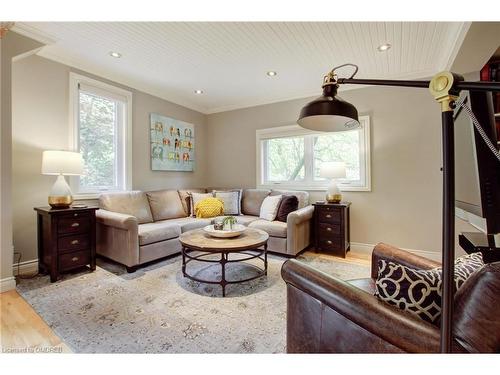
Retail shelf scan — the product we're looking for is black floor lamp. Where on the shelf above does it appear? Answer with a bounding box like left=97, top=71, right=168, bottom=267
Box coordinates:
left=297, top=64, right=500, bottom=353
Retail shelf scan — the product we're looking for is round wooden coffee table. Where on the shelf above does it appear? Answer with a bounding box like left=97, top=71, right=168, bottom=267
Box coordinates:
left=179, top=227, right=269, bottom=297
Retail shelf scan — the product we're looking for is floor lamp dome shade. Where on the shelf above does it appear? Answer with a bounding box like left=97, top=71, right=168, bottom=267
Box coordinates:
left=42, top=150, right=84, bottom=209
left=298, top=80, right=360, bottom=132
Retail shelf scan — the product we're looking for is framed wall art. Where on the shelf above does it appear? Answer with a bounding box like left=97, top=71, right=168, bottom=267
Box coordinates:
left=150, top=113, right=195, bottom=172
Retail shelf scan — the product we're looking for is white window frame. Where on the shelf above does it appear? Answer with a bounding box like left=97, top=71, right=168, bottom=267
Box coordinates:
left=256, top=116, right=371, bottom=192
left=68, top=72, right=132, bottom=199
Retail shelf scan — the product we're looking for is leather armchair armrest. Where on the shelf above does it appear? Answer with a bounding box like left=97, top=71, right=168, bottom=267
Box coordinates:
left=371, top=242, right=442, bottom=278
left=286, top=205, right=314, bottom=226
left=282, top=259, right=441, bottom=353
left=96, top=209, right=138, bottom=231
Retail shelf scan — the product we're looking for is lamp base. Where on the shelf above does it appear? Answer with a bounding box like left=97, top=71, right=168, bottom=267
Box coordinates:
left=48, top=174, right=74, bottom=209
left=48, top=195, right=73, bottom=209
left=326, top=179, right=342, bottom=204
left=326, top=193, right=342, bottom=204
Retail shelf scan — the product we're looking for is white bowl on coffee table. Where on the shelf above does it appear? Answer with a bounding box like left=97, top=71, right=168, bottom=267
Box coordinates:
left=203, top=224, right=246, bottom=238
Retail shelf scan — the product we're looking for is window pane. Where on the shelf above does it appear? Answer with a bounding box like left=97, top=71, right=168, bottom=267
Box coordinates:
left=313, top=130, right=360, bottom=181
left=266, top=137, right=305, bottom=182
left=78, top=91, right=117, bottom=190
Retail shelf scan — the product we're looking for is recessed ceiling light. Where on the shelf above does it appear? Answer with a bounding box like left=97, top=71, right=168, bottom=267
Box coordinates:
left=109, top=51, right=122, bottom=58
left=377, top=43, right=391, bottom=52
left=266, top=71, right=277, bottom=77
left=194, top=89, right=204, bottom=95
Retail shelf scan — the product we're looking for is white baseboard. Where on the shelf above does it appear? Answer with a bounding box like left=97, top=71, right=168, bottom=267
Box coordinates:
left=0, top=277, right=16, bottom=293
left=12, top=259, right=39, bottom=276
left=350, top=242, right=374, bottom=255
left=350, top=242, right=442, bottom=262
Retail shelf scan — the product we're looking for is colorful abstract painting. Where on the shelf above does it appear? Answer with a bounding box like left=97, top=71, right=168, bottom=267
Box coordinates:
left=150, top=113, right=195, bottom=171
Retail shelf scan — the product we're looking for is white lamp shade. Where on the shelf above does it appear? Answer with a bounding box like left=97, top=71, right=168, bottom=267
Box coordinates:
left=41, top=150, right=84, bottom=176
left=319, top=161, right=346, bottom=179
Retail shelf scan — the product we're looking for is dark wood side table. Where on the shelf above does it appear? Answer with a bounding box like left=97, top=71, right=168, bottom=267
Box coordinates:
left=34, top=206, right=98, bottom=282
left=313, top=202, right=351, bottom=257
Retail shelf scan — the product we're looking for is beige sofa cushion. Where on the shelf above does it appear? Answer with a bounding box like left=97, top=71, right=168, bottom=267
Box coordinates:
left=214, top=215, right=260, bottom=226
left=271, top=189, right=309, bottom=209
left=242, top=189, right=271, bottom=216
left=163, top=217, right=212, bottom=232
left=248, top=219, right=287, bottom=238
left=100, top=191, right=153, bottom=224
left=178, top=188, right=207, bottom=215
left=138, top=221, right=181, bottom=246
left=146, top=189, right=186, bottom=221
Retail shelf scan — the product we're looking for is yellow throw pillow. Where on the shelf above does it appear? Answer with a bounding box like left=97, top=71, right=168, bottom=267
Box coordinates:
left=194, top=197, right=224, bottom=218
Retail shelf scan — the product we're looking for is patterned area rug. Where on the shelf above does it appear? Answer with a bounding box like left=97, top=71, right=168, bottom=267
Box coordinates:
left=16, top=251, right=370, bottom=353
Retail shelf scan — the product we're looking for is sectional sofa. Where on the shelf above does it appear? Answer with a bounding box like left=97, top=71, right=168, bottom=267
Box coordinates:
left=95, top=188, right=313, bottom=272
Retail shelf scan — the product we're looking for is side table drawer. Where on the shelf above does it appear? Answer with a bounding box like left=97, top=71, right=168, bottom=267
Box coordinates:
left=58, top=216, right=90, bottom=234
left=58, top=250, right=90, bottom=271
left=318, top=223, right=341, bottom=237
left=317, top=209, right=341, bottom=223
left=58, top=234, right=90, bottom=253
left=317, top=237, right=342, bottom=251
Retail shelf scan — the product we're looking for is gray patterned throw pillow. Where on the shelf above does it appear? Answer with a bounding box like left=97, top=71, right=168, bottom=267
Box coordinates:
left=375, top=252, right=484, bottom=324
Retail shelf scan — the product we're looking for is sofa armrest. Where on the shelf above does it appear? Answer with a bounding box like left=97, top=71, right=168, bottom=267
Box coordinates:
left=96, top=209, right=138, bottom=231
left=286, top=205, right=314, bottom=226
left=282, top=259, right=442, bottom=353
left=285, top=205, right=314, bottom=256
left=371, top=243, right=441, bottom=278
left=95, top=209, right=139, bottom=268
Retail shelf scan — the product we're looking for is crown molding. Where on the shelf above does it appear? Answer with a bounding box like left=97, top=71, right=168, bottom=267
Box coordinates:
left=11, top=23, right=56, bottom=45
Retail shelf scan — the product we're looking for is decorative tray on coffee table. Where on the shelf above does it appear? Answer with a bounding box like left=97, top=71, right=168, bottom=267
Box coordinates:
left=203, top=224, right=246, bottom=238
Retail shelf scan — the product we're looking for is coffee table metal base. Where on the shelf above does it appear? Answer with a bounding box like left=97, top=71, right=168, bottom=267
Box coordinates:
left=181, top=244, right=268, bottom=297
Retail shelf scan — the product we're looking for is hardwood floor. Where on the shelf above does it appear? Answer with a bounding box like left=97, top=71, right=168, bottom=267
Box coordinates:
left=0, top=289, right=71, bottom=353
left=0, top=249, right=369, bottom=353
left=309, top=248, right=371, bottom=266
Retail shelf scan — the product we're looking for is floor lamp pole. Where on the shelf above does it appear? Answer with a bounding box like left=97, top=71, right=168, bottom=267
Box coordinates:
left=440, top=110, right=456, bottom=352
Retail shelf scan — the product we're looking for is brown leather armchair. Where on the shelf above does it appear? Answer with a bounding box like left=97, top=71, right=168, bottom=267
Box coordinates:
left=281, top=243, right=500, bottom=353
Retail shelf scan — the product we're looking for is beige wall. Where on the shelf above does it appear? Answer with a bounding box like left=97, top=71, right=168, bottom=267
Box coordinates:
left=12, top=55, right=206, bottom=264
left=1, top=32, right=43, bottom=287
left=206, top=85, right=478, bottom=254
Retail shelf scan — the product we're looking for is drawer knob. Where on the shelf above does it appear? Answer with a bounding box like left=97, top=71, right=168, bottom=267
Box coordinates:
left=71, top=256, right=79, bottom=262
left=326, top=214, right=332, bottom=218
left=74, top=213, right=78, bottom=217
left=327, top=240, right=332, bottom=244
left=71, top=222, right=80, bottom=227
left=326, top=227, right=332, bottom=231
left=71, top=239, right=79, bottom=245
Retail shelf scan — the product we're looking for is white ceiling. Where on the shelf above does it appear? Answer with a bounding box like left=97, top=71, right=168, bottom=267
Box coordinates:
left=14, top=22, right=470, bottom=114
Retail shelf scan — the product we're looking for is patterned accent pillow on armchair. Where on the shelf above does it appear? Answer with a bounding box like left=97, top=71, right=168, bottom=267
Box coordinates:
left=375, top=260, right=442, bottom=323
left=375, top=252, right=484, bottom=324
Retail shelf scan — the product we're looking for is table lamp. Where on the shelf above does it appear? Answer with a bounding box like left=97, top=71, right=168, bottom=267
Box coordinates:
left=319, top=161, right=346, bottom=203
left=42, top=150, right=83, bottom=209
